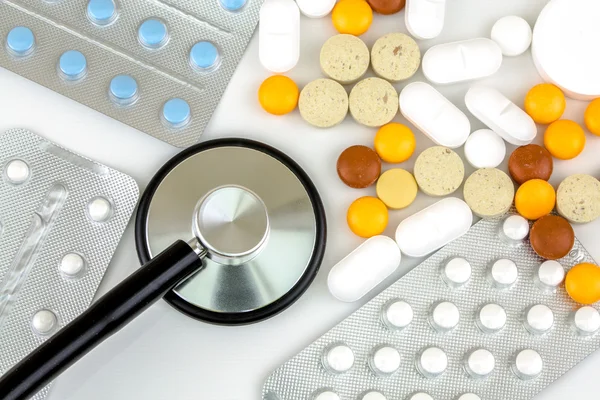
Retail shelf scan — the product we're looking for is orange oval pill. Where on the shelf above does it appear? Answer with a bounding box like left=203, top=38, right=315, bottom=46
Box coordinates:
left=566, top=263, right=600, bottom=305
left=347, top=196, right=388, bottom=238
left=515, top=179, right=556, bottom=220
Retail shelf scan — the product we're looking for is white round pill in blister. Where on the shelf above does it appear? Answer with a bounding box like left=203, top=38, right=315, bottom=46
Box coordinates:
left=369, top=345, right=401, bottom=376
left=536, top=261, right=565, bottom=289
left=409, top=393, right=433, bottom=400
left=313, top=391, right=340, bottom=400
left=442, top=258, right=471, bottom=287
left=322, top=343, right=354, bottom=374
left=458, top=394, right=481, bottom=400
left=477, top=303, right=507, bottom=333
left=430, top=301, right=459, bottom=332
left=512, top=349, right=543, bottom=379
left=465, top=348, right=495, bottom=378
left=5, top=159, right=30, bottom=184
left=382, top=299, right=413, bottom=330
left=502, top=215, right=529, bottom=241
left=573, top=307, right=600, bottom=335
left=87, top=197, right=113, bottom=222
left=490, top=259, right=518, bottom=288
left=417, top=346, right=448, bottom=378
left=32, top=309, right=57, bottom=335
left=491, top=16, right=532, bottom=57
left=59, top=253, right=86, bottom=277
left=362, top=391, right=387, bottom=400
left=524, top=304, right=554, bottom=334
left=464, top=129, right=506, bottom=169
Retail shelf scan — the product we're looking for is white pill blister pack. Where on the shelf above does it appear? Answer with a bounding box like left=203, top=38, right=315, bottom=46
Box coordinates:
left=0, top=0, right=262, bottom=148
left=0, top=128, right=138, bottom=399
left=263, top=215, right=599, bottom=400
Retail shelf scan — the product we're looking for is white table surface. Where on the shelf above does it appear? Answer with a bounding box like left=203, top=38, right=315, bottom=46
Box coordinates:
left=2, top=0, right=600, bottom=399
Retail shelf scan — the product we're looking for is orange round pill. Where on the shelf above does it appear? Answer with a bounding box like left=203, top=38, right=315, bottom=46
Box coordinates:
left=543, top=119, right=586, bottom=160
left=566, top=263, right=600, bottom=305
left=347, top=196, right=388, bottom=238
left=524, top=83, right=566, bottom=124
left=374, top=123, right=416, bottom=163
left=515, top=179, right=556, bottom=220
left=331, top=0, right=373, bottom=36
left=585, top=98, right=600, bottom=136
left=258, top=75, right=299, bottom=115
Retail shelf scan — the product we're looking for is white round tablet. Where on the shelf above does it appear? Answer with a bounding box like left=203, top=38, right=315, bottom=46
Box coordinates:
left=533, top=0, right=600, bottom=100
left=458, top=394, right=481, bottom=400
left=362, top=391, right=387, bottom=400
left=465, top=348, right=495, bottom=378
left=383, top=299, right=413, bottom=330
left=32, top=309, right=57, bottom=335
left=513, top=349, right=543, bottom=379
left=490, top=259, right=518, bottom=288
left=5, top=159, right=30, bottom=184
left=87, top=196, right=113, bottom=222
left=525, top=304, right=554, bottom=334
left=477, top=303, right=507, bottom=333
left=573, top=306, right=600, bottom=335
left=59, top=253, right=86, bottom=277
left=370, top=345, right=401, bottom=375
left=502, top=215, right=529, bottom=241
left=314, top=391, right=340, bottom=400
left=537, top=260, right=565, bottom=289
left=464, top=129, right=506, bottom=169
left=296, top=0, right=335, bottom=18
left=430, top=301, right=459, bottom=332
left=442, top=257, right=472, bottom=287
left=417, top=346, right=448, bottom=377
left=410, top=393, right=433, bottom=400
left=323, top=343, right=354, bottom=373
left=491, top=15, right=532, bottom=56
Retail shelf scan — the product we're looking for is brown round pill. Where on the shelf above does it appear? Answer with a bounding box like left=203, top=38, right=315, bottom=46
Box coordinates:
left=529, top=215, right=575, bottom=260
left=337, top=145, right=382, bottom=189
left=508, top=144, right=554, bottom=185
left=367, top=0, right=406, bottom=14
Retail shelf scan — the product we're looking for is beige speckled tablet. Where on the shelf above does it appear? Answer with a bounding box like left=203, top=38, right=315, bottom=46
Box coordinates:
left=557, top=174, right=600, bottom=223
left=320, top=34, right=370, bottom=84
left=414, top=146, right=464, bottom=196
left=349, top=78, right=398, bottom=127
left=371, top=33, right=421, bottom=82
left=299, top=79, right=349, bottom=128
left=464, top=168, right=515, bottom=218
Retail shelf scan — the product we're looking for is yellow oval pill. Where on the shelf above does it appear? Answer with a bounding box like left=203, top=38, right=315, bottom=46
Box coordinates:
left=376, top=169, right=418, bottom=209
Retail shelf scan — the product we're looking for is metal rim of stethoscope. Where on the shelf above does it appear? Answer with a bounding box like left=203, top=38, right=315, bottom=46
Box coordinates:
left=134, top=138, right=327, bottom=325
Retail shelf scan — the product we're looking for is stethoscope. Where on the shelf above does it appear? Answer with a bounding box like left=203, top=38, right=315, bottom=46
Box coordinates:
left=0, top=138, right=326, bottom=400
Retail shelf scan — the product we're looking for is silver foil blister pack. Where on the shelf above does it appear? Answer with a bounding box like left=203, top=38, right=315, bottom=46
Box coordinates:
left=263, top=215, right=599, bottom=400
left=0, top=0, right=262, bottom=148
left=0, top=128, right=138, bottom=399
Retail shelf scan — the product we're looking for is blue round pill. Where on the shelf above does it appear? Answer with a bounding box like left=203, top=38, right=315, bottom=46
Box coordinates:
left=109, top=75, right=138, bottom=105
left=87, top=0, right=117, bottom=25
left=6, top=26, right=35, bottom=57
left=138, top=19, right=168, bottom=49
left=162, top=98, right=191, bottom=128
left=58, top=50, right=87, bottom=80
left=189, top=41, right=220, bottom=71
left=219, top=0, right=247, bottom=11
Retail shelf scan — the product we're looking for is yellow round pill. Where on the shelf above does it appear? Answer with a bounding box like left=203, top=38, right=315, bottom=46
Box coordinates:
left=524, top=83, right=566, bottom=124
left=347, top=196, right=388, bottom=238
left=376, top=169, right=417, bottom=209
left=331, top=0, right=373, bottom=36
left=515, top=179, right=556, bottom=220
left=544, top=119, right=586, bottom=160
left=585, top=98, right=600, bottom=136
left=258, top=75, right=299, bottom=115
left=374, top=123, right=416, bottom=163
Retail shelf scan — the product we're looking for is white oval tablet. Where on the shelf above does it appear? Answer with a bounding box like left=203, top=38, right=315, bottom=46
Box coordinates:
left=382, top=299, right=413, bottom=330
left=5, top=159, right=30, bottom=184
left=399, top=82, right=470, bottom=148
left=417, top=346, right=447, bottom=377
left=422, top=38, right=502, bottom=84
left=395, top=197, right=473, bottom=258
left=491, top=16, right=532, bottom=56
left=465, top=348, right=495, bottom=377
left=430, top=301, right=460, bottom=331
left=87, top=197, right=113, bottom=222
left=32, top=309, right=57, bottom=335
left=442, top=257, right=471, bottom=287
left=259, top=0, right=300, bottom=73
left=370, top=345, right=401, bottom=375
left=513, top=349, right=543, bottom=379
left=573, top=306, right=600, bottom=335
left=502, top=215, right=529, bottom=241
left=533, top=0, right=600, bottom=100
left=477, top=303, right=507, bottom=333
left=322, top=343, right=355, bottom=373
left=464, top=129, right=506, bottom=169
left=296, top=0, right=335, bottom=18
left=60, top=253, right=86, bottom=277
left=490, top=259, right=518, bottom=288
left=465, top=85, right=537, bottom=146
left=405, top=0, right=446, bottom=40
left=328, top=236, right=401, bottom=302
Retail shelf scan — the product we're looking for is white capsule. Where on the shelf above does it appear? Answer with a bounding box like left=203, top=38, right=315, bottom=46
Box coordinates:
left=32, top=309, right=57, bottom=335
left=429, top=301, right=460, bottom=332
left=5, top=159, right=30, bottom=184
left=259, top=0, right=300, bottom=73
left=395, top=197, right=472, bottom=258
left=422, top=38, right=502, bottom=84
left=417, top=346, right=447, bottom=377
left=369, top=345, right=401, bottom=376
left=572, top=306, right=600, bottom=335
left=465, top=85, right=537, bottom=146
left=489, top=259, right=518, bottom=288
left=465, top=348, right=495, bottom=378
left=87, top=197, right=113, bottom=222
left=322, top=343, right=354, bottom=374
left=328, top=236, right=401, bottom=302
left=382, top=299, right=413, bottom=330
left=477, top=303, right=507, bottom=333
left=464, top=129, right=506, bottom=169
left=524, top=304, right=554, bottom=335
left=491, top=16, right=532, bottom=57
left=512, top=349, right=543, bottom=380
left=442, top=257, right=471, bottom=287
left=405, top=0, right=446, bottom=40
left=399, top=82, right=471, bottom=148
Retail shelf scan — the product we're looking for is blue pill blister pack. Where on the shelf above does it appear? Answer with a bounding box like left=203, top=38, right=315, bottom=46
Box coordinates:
left=0, top=0, right=262, bottom=147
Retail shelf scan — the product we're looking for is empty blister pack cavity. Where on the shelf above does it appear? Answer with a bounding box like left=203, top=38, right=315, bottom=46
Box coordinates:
left=0, top=0, right=262, bottom=147
left=0, top=128, right=138, bottom=400
left=263, top=214, right=598, bottom=400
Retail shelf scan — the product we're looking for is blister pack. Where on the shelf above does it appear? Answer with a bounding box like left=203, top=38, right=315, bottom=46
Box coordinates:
left=0, top=128, right=138, bottom=399
left=263, top=215, right=599, bottom=400
left=0, top=0, right=262, bottom=148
